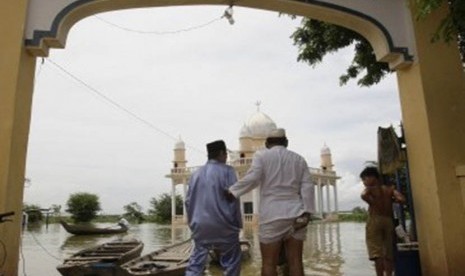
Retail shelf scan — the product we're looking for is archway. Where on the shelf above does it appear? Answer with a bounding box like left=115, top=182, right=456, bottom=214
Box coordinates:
left=1, top=1, right=465, bottom=275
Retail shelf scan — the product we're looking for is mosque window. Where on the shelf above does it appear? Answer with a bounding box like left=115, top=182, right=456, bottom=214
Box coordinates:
left=243, top=202, right=253, bottom=214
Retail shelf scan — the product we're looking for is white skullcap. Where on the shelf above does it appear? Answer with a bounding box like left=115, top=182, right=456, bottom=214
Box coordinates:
left=268, top=128, right=286, bottom=138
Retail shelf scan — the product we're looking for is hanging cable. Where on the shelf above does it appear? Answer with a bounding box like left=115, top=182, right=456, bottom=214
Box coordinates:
left=46, top=58, right=204, bottom=155
left=27, top=231, right=62, bottom=262
left=19, top=235, right=27, bottom=276
left=93, top=14, right=223, bottom=34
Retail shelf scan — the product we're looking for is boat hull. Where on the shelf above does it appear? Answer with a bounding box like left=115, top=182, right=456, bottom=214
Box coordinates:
left=120, top=239, right=192, bottom=276
left=60, top=220, right=128, bottom=235
left=57, top=239, right=143, bottom=276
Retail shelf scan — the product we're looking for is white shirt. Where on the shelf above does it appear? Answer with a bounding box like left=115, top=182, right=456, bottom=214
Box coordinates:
left=118, top=218, right=129, bottom=228
left=229, top=146, right=315, bottom=225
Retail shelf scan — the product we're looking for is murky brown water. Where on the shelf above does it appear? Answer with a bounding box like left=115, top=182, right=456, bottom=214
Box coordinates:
left=19, top=222, right=374, bottom=275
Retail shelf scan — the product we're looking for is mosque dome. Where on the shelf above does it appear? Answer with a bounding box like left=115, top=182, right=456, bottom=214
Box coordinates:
left=240, top=110, right=277, bottom=138
left=321, top=144, right=331, bottom=155
left=174, top=137, right=185, bottom=150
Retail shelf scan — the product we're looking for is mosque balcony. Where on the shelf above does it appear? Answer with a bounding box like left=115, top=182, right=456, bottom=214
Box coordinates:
left=228, top=157, right=254, bottom=168
left=167, top=166, right=201, bottom=177
left=309, top=167, right=338, bottom=177
left=309, top=167, right=340, bottom=185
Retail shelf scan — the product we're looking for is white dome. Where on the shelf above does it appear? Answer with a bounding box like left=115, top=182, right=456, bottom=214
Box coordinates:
left=174, top=137, right=185, bottom=150
left=321, top=144, right=331, bottom=155
left=240, top=111, right=277, bottom=138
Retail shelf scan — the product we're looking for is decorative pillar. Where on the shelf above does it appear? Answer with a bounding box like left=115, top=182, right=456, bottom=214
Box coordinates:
left=171, top=184, right=176, bottom=223
left=182, top=182, right=187, bottom=223
left=314, top=181, right=320, bottom=216
left=394, top=2, right=465, bottom=274
left=253, top=187, right=260, bottom=224
left=0, top=2, right=37, bottom=274
left=318, top=179, right=324, bottom=218
left=333, top=181, right=339, bottom=215
left=326, top=179, right=331, bottom=215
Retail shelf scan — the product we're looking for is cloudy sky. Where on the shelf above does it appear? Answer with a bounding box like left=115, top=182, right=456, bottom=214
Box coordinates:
left=24, top=5, right=402, bottom=214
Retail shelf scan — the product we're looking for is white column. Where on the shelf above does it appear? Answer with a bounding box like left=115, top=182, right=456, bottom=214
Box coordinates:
left=316, top=179, right=320, bottom=217
left=318, top=178, right=324, bottom=218
left=333, top=181, right=339, bottom=214
left=171, top=184, right=176, bottom=223
left=253, top=187, right=260, bottom=223
left=182, top=181, right=187, bottom=223
left=326, top=179, right=331, bottom=214
left=314, top=181, right=319, bottom=215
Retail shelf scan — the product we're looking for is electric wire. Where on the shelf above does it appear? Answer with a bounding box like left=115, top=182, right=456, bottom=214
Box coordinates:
left=46, top=58, right=204, bottom=155
left=28, top=231, right=62, bottom=262
left=93, top=15, right=224, bottom=35
left=19, top=237, right=27, bottom=276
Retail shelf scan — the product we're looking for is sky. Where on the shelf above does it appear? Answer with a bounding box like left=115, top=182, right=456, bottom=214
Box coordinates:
left=24, top=5, right=402, bottom=214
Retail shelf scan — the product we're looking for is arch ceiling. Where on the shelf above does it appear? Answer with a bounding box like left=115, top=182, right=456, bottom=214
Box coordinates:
left=25, top=0, right=415, bottom=69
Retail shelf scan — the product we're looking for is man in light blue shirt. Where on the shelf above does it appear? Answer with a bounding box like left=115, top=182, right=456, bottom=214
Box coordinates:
left=185, top=140, right=242, bottom=276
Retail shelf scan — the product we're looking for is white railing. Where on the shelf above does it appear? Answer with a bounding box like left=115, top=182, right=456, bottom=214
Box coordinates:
left=309, top=167, right=337, bottom=177
left=173, top=215, right=185, bottom=223
left=243, top=214, right=254, bottom=222
left=169, top=159, right=338, bottom=180
left=170, top=166, right=201, bottom=175
left=228, top=158, right=253, bottom=167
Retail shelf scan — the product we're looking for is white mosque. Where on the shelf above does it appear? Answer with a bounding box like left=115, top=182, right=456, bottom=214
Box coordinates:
left=166, top=107, right=340, bottom=225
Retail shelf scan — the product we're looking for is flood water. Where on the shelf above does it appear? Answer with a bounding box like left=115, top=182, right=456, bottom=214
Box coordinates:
left=19, top=222, right=374, bottom=275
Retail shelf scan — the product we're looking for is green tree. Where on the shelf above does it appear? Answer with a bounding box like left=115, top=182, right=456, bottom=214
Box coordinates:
left=352, top=206, right=368, bottom=214
left=50, top=204, right=62, bottom=216
left=23, top=204, right=43, bottom=223
left=66, top=192, right=101, bottom=223
left=123, top=202, right=145, bottom=223
left=148, top=193, right=183, bottom=223
left=291, top=0, right=465, bottom=87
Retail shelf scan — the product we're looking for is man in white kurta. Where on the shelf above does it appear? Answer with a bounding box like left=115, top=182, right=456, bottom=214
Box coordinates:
left=228, top=128, right=315, bottom=276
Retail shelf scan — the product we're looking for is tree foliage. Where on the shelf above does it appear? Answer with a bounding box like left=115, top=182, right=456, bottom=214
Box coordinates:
left=66, top=192, right=101, bottom=223
left=50, top=204, right=62, bottom=216
left=291, top=20, right=390, bottom=87
left=291, top=0, right=465, bottom=87
left=123, top=202, right=145, bottom=223
left=23, top=204, right=43, bottom=223
left=352, top=206, right=368, bottom=214
left=148, top=193, right=183, bottom=224
left=416, top=0, right=465, bottom=44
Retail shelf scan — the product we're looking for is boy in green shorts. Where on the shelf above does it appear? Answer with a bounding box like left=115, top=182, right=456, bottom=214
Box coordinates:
left=360, top=167, right=405, bottom=276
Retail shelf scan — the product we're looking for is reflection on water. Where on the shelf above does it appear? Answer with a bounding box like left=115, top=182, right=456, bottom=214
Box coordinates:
left=19, top=222, right=374, bottom=275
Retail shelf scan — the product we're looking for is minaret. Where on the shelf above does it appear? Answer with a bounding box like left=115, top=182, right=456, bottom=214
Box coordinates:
left=320, top=143, right=333, bottom=171
left=173, top=137, right=187, bottom=169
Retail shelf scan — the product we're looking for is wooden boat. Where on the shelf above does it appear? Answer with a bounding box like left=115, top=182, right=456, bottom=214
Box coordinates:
left=60, top=220, right=128, bottom=235
left=119, top=239, right=192, bottom=276
left=209, top=240, right=252, bottom=263
left=57, top=239, right=144, bottom=276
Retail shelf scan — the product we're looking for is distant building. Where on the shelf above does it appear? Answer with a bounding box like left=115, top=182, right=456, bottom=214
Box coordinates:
left=166, top=106, right=340, bottom=224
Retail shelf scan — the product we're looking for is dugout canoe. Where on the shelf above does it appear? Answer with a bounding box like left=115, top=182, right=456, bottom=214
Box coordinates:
left=60, top=220, right=128, bottom=235
left=57, top=239, right=144, bottom=276
left=119, top=239, right=192, bottom=276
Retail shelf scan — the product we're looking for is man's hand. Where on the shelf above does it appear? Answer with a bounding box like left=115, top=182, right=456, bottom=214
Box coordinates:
left=293, top=212, right=311, bottom=231
left=224, top=189, right=236, bottom=202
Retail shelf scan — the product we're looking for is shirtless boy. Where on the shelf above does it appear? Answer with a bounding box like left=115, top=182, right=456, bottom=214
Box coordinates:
left=360, top=167, right=405, bottom=276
